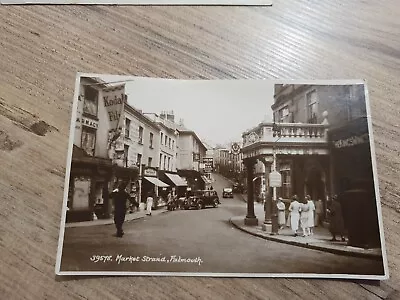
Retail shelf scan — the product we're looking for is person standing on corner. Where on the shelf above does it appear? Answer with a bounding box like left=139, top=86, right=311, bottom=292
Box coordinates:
left=277, top=197, right=286, bottom=230
left=327, top=195, right=346, bottom=242
left=288, top=195, right=301, bottom=236
left=314, top=198, right=324, bottom=227
left=146, top=191, right=154, bottom=216
left=300, top=197, right=310, bottom=237
left=110, top=181, right=130, bottom=238
left=306, top=195, right=316, bottom=236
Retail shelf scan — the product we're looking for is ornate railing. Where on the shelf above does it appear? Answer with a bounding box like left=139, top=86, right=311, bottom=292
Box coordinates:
left=242, top=122, right=329, bottom=148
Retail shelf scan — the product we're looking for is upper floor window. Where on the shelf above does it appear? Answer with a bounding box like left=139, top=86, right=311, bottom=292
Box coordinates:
left=81, top=126, right=96, bottom=156
left=148, top=157, right=153, bottom=167
left=159, top=154, right=163, bottom=169
left=172, top=140, right=175, bottom=150
left=138, top=126, right=143, bottom=144
left=149, top=132, right=154, bottom=148
left=161, top=132, right=164, bottom=145
left=164, top=135, right=168, bottom=146
left=124, top=145, right=129, bottom=167
left=125, top=118, right=131, bottom=138
left=137, top=153, right=142, bottom=166
left=278, top=106, right=290, bottom=123
left=168, top=137, right=171, bottom=148
left=83, top=85, right=98, bottom=117
left=306, top=90, right=318, bottom=124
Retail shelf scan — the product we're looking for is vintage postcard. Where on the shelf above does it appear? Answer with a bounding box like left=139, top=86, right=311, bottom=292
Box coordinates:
left=55, top=74, right=389, bottom=279
left=1, top=0, right=272, bottom=5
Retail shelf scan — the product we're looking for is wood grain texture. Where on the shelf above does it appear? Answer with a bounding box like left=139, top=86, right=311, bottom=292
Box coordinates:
left=0, top=1, right=399, bottom=299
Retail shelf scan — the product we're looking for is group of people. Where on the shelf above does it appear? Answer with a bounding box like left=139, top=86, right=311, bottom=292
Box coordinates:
left=276, top=194, right=346, bottom=241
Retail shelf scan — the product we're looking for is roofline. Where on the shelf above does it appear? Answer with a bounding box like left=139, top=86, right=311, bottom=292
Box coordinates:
left=179, top=130, right=207, bottom=150
left=124, top=103, right=160, bottom=131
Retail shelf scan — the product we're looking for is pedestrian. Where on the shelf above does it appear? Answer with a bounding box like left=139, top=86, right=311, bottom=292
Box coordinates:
left=277, top=197, right=286, bottom=230
left=288, top=195, right=301, bottom=236
left=314, top=198, right=324, bottom=227
left=146, top=192, right=154, bottom=216
left=110, top=181, right=130, bottom=238
left=306, top=195, right=316, bottom=235
left=300, top=197, right=310, bottom=237
left=327, top=195, right=346, bottom=242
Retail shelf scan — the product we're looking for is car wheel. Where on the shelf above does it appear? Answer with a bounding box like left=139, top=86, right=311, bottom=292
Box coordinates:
left=197, top=202, right=202, bottom=210
left=213, top=199, right=218, bottom=207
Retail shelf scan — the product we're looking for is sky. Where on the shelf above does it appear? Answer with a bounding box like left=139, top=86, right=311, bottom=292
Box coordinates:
left=99, top=76, right=274, bottom=147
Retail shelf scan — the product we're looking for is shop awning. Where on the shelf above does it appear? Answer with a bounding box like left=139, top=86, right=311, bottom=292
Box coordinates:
left=165, top=173, right=188, bottom=186
left=201, top=175, right=212, bottom=184
left=144, top=177, right=170, bottom=187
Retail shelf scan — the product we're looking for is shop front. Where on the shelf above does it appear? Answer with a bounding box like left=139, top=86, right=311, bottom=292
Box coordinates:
left=159, top=171, right=188, bottom=198
left=328, top=117, right=381, bottom=248
left=67, top=145, right=113, bottom=223
left=176, top=169, right=205, bottom=191
left=141, top=167, right=170, bottom=209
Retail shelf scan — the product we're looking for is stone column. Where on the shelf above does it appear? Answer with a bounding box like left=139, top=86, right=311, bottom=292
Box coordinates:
left=244, top=158, right=258, bottom=226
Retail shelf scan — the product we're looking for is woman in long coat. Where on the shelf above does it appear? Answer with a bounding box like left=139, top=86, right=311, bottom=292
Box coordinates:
left=327, top=195, right=346, bottom=241
left=288, top=195, right=301, bottom=236
left=276, top=197, right=286, bottom=229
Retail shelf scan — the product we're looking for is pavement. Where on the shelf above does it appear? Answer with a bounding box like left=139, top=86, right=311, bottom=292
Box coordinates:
left=65, top=206, right=168, bottom=228
left=230, top=202, right=382, bottom=260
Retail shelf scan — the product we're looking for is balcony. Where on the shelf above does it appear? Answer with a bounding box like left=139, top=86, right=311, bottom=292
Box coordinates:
left=241, top=122, right=329, bottom=158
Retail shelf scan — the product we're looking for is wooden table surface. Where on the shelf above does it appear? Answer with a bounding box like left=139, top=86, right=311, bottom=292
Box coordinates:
left=1, top=1, right=399, bottom=299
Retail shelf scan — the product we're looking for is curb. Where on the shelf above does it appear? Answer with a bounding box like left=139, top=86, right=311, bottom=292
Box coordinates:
left=229, top=217, right=382, bottom=261
left=66, top=209, right=170, bottom=228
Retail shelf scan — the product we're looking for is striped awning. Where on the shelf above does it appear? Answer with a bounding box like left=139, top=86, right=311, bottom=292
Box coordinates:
left=166, top=173, right=188, bottom=186
left=144, top=177, right=169, bottom=188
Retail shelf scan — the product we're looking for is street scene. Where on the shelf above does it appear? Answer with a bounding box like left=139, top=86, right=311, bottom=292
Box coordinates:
left=58, top=77, right=387, bottom=277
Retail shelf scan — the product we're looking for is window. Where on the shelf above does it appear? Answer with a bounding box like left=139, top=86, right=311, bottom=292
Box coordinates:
left=124, top=145, right=129, bottom=167
left=280, top=169, right=291, bottom=199
left=306, top=90, right=318, bottom=124
left=278, top=106, right=290, bottom=123
left=138, top=126, right=143, bottom=144
left=81, top=127, right=96, bottom=156
left=161, top=132, right=164, bottom=145
left=149, top=132, right=154, bottom=148
left=148, top=157, right=152, bottom=167
left=172, top=140, right=175, bottom=150
left=165, top=135, right=168, bottom=146
left=159, top=154, right=163, bottom=169
left=83, top=86, right=98, bottom=116
left=168, top=157, right=171, bottom=170
left=137, top=153, right=142, bottom=166
left=125, top=118, right=131, bottom=138
left=163, top=156, right=167, bottom=170
left=169, top=137, right=171, bottom=148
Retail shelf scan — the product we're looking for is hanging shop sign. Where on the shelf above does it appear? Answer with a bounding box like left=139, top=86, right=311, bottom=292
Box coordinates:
left=269, top=171, right=282, bottom=188
left=231, top=142, right=241, bottom=154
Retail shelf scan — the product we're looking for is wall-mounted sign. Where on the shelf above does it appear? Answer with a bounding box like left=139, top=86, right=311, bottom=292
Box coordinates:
left=332, top=133, right=369, bottom=149
left=193, top=153, right=200, bottom=162
left=82, top=117, right=99, bottom=129
left=269, top=171, right=282, bottom=187
left=143, top=168, right=157, bottom=177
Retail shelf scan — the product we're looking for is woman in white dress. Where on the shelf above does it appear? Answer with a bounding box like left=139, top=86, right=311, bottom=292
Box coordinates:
left=300, top=198, right=310, bottom=237
left=146, top=192, right=154, bottom=216
left=288, top=195, right=301, bottom=236
left=276, top=197, right=286, bottom=229
left=306, top=195, right=316, bottom=235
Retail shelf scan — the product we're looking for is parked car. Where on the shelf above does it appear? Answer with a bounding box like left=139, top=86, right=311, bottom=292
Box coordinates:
left=183, top=190, right=220, bottom=210
left=222, top=187, right=233, bottom=198
left=232, top=183, right=244, bottom=193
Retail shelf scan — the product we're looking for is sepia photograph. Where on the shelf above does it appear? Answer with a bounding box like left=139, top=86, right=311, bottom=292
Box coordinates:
left=56, top=74, right=388, bottom=279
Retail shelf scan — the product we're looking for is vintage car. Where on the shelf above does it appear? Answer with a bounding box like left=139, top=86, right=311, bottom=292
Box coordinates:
left=232, top=183, right=244, bottom=193
left=222, top=187, right=233, bottom=198
left=183, top=190, right=220, bottom=210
